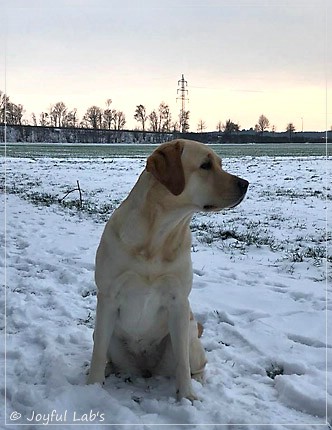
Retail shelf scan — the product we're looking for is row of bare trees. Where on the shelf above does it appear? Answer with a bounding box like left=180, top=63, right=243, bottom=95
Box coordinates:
left=36, top=100, right=188, bottom=133
left=32, top=102, right=78, bottom=128
left=214, top=115, right=296, bottom=139
left=0, top=90, right=302, bottom=137
left=215, top=115, right=271, bottom=135
left=34, top=100, right=186, bottom=133
left=30, top=99, right=127, bottom=131
left=133, top=103, right=188, bottom=133
left=253, top=115, right=296, bottom=140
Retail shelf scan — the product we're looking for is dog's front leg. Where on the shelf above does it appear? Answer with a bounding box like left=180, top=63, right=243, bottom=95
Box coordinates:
left=87, top=293, right=117, bottom=385
left=168, top=295, right=198, bottom=402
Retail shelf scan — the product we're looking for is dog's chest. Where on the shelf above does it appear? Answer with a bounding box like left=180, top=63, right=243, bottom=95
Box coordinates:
left=115, top=273, right=170, bottom=340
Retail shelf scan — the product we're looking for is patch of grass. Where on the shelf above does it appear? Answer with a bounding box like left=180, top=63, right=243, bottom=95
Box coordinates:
left=266, top=363, right=284, bottom=379
left=289, top=245, right=331, bottom=264
left=193, top=217, right=330, bottom=270
left=270, top=213, right=287, bottom=222
left=193, top=221, right=278, bottom=251
left=5, top=184, right=117, bottom=221
left=78, top=312, right=94, bottom=328
left=25, top=191, right=58, bottom=206
left=263, top=188, right=331, bottom=200
left=81, top=289, right=96, bottom=298
left=289, top=250, right=304, bottom=263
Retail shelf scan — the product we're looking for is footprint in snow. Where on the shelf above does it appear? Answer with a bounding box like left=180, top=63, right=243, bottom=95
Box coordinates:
left=193, top=281, right=208, bottom=290
left=287, top=333, right=331, bottom=349
left=289, top=291, right=313, bottom=301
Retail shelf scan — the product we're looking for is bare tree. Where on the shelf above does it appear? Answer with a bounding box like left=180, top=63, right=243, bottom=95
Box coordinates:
left=0, top=91, right=24, bottom=125
left=158, top=102, right=171, bottom=132
left=149, top=110, right=159, bottom=132
left=63, top=109, right=78, bottom=128
left=82, top=106, right=103, bottom=129
left=114, top=111, right=126, bottom=130
left=134, top=105, right=148, bottom=132
left=49, top=102, right=67, bottom=127
left=5, top=102, right=24, bottom=125
left=103, top=109, right=116, bottom=129
left=197, top=119, right=207, bottom=133
left=31, top=113, right=37, bottom=126
left=103, top=99, right=116, bottom=129
left=222, top=119, right=240, bottom=135
left=148, top=102, right=172, bottom=133
left=39, top=112, right=50, bottom=126
left=256, top=114, right=270, bottom=135
left=171, top=121, right=180, bottom=132
left=0, top=90, right=9, bottom=123
left=216, top=121, right=223, bottom=132
left=286, top=123, right=296, bottom=142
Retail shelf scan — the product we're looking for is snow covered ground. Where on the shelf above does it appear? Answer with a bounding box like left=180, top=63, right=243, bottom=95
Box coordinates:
left=1, top=153, right=331, bottom=429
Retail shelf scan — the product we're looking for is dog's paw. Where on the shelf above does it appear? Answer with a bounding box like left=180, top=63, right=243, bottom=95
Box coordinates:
left=104, top=361, right=113, bottom=378
left=176, top=387, right=198, bottom=403
left=87, top=372, right=105, bottom=386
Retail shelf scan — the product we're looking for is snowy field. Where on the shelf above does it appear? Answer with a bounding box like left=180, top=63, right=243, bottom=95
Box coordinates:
left=1, top=151, right=332, bottom=429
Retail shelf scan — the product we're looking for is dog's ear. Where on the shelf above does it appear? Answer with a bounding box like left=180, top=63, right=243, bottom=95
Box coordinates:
left=146, top=141, right=185, bottom=196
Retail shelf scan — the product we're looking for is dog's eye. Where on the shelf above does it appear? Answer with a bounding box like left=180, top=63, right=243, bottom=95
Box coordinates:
left=200, top=161, right=212, bottom=170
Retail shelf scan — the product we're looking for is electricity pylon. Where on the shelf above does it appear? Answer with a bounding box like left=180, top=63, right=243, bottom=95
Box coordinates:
left=176, top=74, right=189, bottom=133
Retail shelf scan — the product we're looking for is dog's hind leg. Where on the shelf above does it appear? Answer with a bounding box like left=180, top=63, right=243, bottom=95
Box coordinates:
left=189, top=318, right=207, bottom=383
left=87, top=294, right=117, bottom=385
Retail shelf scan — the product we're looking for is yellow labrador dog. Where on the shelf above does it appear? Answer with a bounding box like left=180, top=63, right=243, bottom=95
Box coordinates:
left=87, top=139, right=249, bottom=401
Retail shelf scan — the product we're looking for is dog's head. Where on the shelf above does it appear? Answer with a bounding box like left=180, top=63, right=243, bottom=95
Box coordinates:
left=146, top=139, right=249, bottom=212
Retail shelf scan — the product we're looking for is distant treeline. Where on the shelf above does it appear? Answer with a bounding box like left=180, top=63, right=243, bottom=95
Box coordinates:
left=2, top=90, right=332, bottom=139
left=1, top=124, right=331, bottom=144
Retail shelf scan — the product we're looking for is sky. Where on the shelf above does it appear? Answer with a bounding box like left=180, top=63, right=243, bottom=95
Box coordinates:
left=1, top=0, right=331, bottom=132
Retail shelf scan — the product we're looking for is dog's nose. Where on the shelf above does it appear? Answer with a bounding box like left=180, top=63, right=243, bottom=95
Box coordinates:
left=238, top=178, right=249, bottom=192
